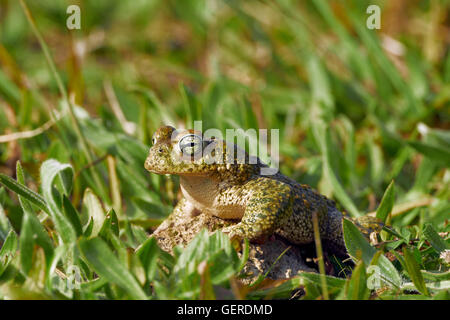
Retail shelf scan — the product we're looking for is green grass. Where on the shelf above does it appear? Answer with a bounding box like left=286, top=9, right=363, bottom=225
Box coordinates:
left=0, top=0, right=449, bottom=300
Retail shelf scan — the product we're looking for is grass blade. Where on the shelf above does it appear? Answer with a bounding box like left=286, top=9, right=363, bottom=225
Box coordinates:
left=407, top=141, right=450, bottom=167
left=136, top=236, right=159, bottom=282
left=40, top=159, right=76, bottom=244
left=402, top=247, right=429, bottom=296
left=346, top=260, right=369, bottom=300
left=423, top=223, right=448, bottom=253
left=343, top=218, right=401, bottom=288
left=0, top=230, right=18, bottom=277
left=16, top=161, right=54, bottom=266
left=375, top=180, right=395, bottom=223
left=315, top=123, right=361, bottom=217
left=82, top=188, right=106, bottom=238
left=18, top=214, right=34, bottom=275
left=62, top=195, right=83, bottom=237
left=78, top=237, right=148, bottom=300
left=0, top=173, right=49, bottom=214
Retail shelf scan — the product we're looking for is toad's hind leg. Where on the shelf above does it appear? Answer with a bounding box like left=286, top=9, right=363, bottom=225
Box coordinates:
left=222, top=179, right=294, bottom=242
left=321, top=208, right=346, bottom=255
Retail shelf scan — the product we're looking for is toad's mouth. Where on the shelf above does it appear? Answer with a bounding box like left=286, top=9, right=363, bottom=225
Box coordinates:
left=144, top=158, right=161, bottom=174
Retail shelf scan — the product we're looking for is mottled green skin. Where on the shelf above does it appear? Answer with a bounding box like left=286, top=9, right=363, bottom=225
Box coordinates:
left=145, top=126, right=345, bottom=249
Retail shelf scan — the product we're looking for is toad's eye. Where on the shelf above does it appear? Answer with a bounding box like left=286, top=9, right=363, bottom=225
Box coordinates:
left=178, top=134, right=202, bottom=155
left=152, top=137, right=156, bottom=145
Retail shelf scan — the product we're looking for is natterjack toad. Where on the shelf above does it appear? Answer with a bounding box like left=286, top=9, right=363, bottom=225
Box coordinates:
left=145, top=125, right=348, bottom=252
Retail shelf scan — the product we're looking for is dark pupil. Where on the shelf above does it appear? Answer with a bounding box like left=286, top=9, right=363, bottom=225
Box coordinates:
left=180, top=135, right=201, bottom=154
left=182, top=142, right=196, bottom=148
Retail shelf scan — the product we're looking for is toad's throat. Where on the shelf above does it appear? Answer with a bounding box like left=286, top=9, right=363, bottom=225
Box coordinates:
left=179, top=176, right=245, bottom=219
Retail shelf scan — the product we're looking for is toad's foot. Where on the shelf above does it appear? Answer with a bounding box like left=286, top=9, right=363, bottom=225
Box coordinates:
left=221, top=223, right=247, bottom=242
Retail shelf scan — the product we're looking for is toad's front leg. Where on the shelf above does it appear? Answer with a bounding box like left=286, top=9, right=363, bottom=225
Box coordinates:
left=156, top=197, right=201, bottom=231
left=222, top=179, right=294, bottom=243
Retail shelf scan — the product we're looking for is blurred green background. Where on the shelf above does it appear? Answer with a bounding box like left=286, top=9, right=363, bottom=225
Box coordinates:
left=1, top=0, right=448, bottom=221
left=0, top=0, right=449, bottom=299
